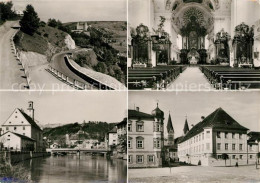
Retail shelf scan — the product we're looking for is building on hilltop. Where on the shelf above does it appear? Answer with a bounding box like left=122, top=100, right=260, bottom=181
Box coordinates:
left=128, top=103, right=165, bottom=168
left=178, top=107, right=250, bottom=166
left=0, top=101, right=43, bottom=151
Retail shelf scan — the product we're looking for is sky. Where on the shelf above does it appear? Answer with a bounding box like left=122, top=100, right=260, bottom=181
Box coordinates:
left=129, top=91, right=260, bottom=137
left=9, top=0, right=126, bottom=22
left=0, top=91, right=127, bottom=125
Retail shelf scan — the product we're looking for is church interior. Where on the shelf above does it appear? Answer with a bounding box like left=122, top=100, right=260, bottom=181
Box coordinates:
left=128, top=0, right=260, bottom=90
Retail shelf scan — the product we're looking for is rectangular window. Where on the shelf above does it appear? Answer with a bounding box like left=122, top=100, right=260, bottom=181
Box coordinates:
left=6, top=127, right=9, bottom=130
left=128, top=140, right=132, bottom=149
left=250, top=155, right=253, bottom=159
left=148, top=155, right=154, bottom=163
left=217, top=143, right=221, bottom=150
left=217, top=132, right=221, bottom=138
left=225, top=143, right=228, bottom=150
left=239, top=134, right=242, bottom=139
left=249, top=145, right=252, bottom=151
left=206, top=143, right=210, bottom=150
left=202, top=144, right=204, bottom=151
left=206, top=131, right=210, bottom=138
left=202, top=133, right=204, bottom=140
left=232, top=133, right=235, bottom=139
left=23, top=126, right=25, bottom=130
left=225, top=132, right=228, bottom=139
left=232, top=155, right=236, bottom=159
left=153, top=139, right=160, bottom=148
left=239, top=144, right=243, bottom=151
left=217, top=155, right=222, bottom=159
left=128, top=155, right=132, bottom=163
left=128, top=124, right=132, bottom=132
left=137, top=140, right=143, bottom=149
left=137, top=124, right=144, bottom=132
left=14, top=126, right=17, bottom=130
left=136, top=155, right=143, bottom=163
left=240, top=155, right=243, bottom=159
left=156, top=123, right=160, bottom=132
left=232, top=144, right=235, bottom=150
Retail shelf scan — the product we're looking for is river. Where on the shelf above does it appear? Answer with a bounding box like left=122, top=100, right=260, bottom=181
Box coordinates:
left=19, top=155, right=127, bottom=183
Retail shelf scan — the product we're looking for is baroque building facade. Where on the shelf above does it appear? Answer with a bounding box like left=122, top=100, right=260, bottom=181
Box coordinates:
left=128, top=104, right=165, bottom=168
left=177, top=107, right=258, bottom=166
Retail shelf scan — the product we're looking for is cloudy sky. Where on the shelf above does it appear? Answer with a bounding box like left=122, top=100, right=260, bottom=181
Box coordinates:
left=0, top=91, right=127, bottom=125
left=129, top=91, right=260, bottom=137
left=10, top=0, right=126, bottom=22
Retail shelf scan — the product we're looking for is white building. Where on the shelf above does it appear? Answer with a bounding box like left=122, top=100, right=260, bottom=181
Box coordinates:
left=0, top=131, right=35, bottom=151
left=0, top=101, right=43, bottom=151
left=178, top=107, right=250, bottom=166
left=108, top=126, right=118, bottom=146
left=128, top=104, right=165, bottom=168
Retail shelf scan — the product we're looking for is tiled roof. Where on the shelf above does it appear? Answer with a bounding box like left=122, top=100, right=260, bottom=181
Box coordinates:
left=116, top=118, right=127, bottom=126
left=128, top=110, right=154, bottom=120
left=248, top=131, right=260, bottom=142
left=180, top=107, right=248, bottom=143
left=1, top=131, right=35, bottom=142
left=108, top=126, right=117, bottom=133
left=19, top=109, right=42, bottom=131
left=167, top=113, right=174, bottom=133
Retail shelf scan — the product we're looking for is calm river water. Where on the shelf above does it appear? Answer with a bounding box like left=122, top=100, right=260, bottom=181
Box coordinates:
left=20, top=155, right=127, bottom=183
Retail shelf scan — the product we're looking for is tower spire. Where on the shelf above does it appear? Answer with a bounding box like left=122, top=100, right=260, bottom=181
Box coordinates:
left=183, top=115, right=189, bottom=135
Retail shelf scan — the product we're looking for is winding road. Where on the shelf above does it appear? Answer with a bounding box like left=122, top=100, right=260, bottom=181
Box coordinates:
left=0, top=21, right=27, bottom=89
left=50, top=50, right=126, bottom=90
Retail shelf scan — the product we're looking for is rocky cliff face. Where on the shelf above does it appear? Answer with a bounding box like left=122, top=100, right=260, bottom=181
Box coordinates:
left=64, top=34, right=76, bottom=50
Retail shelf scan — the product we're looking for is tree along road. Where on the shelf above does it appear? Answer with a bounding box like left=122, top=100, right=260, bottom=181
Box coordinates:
left=0, top=21, right=27, bottom=89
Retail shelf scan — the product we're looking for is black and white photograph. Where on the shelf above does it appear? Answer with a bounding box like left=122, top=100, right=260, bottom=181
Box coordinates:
left=128, top=91, right=260, bottom=182
left=0, top=91, right=127, bottom=183
left=0, top=0, right=127, bottom=90
left=127, top=0, right=260, bottom=90
left=1, top=0, right=260, bottom=182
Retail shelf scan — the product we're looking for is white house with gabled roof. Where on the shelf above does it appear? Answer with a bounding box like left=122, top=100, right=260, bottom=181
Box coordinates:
left=0, top=101, right=43, bottom=151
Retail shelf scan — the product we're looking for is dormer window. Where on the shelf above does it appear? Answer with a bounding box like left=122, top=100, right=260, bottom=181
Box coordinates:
left=9, top=121, right=11, bottom=124
left=21, top=121, right=24, bottom=123
left=217, top=132, right=221, bottom=138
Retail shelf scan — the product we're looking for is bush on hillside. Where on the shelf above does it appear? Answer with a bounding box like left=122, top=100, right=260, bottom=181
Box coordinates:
left=20, top=5, right=40, bottom=35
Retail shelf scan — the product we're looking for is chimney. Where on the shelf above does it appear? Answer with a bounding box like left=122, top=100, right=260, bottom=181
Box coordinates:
left=136, top=107, right=139, bottom=112
left=27, top=101, right=34, bottom=121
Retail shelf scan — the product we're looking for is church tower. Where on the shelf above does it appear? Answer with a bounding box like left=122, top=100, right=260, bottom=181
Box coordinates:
left=27, top=101, right=34, bottom=120
left=183, top=116, right=189, bottom=136
left=167, top=112, right=174, bottom=146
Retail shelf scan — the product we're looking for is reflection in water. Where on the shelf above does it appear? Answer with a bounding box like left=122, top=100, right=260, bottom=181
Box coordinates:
left=20, top=155, right=127, bottom=183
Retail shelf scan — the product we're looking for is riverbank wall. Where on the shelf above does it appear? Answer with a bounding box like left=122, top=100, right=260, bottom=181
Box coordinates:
left=0, top=151, right=51, bottom=164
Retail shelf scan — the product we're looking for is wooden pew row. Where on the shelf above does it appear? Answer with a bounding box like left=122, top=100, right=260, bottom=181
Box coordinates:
left=128, top=66, right=183, bottom=90
left=200, top=66, right=260, bottom=89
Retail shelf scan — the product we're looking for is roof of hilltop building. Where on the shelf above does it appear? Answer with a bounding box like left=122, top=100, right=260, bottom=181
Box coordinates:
left=128, top=109, right=155, bottom=120
left=180, top=107, right=249, bottom=143
left=167, top=113, right=174, bottom=133
left=18, top=109, right=42, bottom=131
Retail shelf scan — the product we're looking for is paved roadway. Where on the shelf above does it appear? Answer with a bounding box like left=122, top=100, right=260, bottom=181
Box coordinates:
left=50, top=50, right=92, bottom=86
left=129, top=165, right=260, bottom=183
left=0, top=21, right=27, bottom=89
left=167, top=66, right=215, bottom=91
